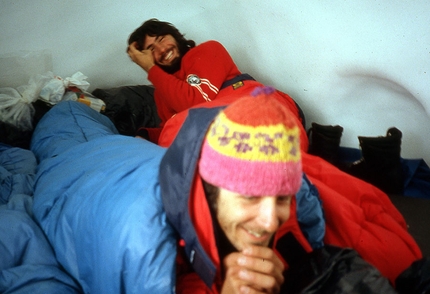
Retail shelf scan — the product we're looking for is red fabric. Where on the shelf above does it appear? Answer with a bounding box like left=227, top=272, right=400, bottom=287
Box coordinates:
left=273, top=196, right=314, bottom=269
left=158, top=84, right=307, bottom=151
left=175, top=240, right=218, bottom=294
left=162, top=91, right=309, bottom=293
left=135, top=126, right=161, bottom=144
left=152, top=39, right=421, bottom=291
left=144, top=40, right=307, bottom=147
left=189, top=174, right=221, bottom=271
left=302, top=153, right=422, bottom=283
left=176, top=174, right=313, bottom=294
left=148, top=40, right=241, bottom=128
left=179, top=175, right=223, bottom=293
left=160, top=106, right=422, bottom=292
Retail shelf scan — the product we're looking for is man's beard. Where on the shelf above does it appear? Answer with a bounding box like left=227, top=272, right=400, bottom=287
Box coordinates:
left=157, top=43, right=191, bottom=74
left=158, top=56, right=182, bottom=74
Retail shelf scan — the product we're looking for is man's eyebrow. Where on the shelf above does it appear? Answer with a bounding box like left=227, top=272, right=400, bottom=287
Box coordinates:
left=144, top=35, right=161, bottom=50
left=144, top=42, right=153, bottom=51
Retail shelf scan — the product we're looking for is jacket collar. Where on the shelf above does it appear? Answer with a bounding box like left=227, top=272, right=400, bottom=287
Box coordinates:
left=159, top=106, right=225, bottom=288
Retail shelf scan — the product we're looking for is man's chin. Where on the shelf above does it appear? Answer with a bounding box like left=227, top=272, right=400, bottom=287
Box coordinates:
left=158, top=59, right=181, bottom=74
left=236, top=239, right=271, bottom=250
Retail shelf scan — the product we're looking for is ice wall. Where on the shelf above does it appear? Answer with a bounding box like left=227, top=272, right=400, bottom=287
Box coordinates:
left=1, top=0, right=429, bottom=163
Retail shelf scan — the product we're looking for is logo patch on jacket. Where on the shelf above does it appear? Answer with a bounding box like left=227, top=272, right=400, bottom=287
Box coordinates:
left=187, top=74, right=201, bottom=85
left=186, top=74, right=219, bottom=102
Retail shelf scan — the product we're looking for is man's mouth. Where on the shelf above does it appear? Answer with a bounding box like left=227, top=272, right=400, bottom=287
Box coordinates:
left=246, top=229, right=265, bottom=238
left=163, top=50, right=174, bottom=62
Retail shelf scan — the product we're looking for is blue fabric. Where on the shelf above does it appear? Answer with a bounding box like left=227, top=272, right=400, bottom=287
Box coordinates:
left=0, top=194, right=81, bottom=294
left=160, top=107, right=222, bottom=288
left=30, top=101, right=177, bottom=293
left=296, top=174, right=325, bottom=249
left=339, top=146, right=430, bottom=198
left=31, top=100, right=119, bottom=162
left=0, top=144, right=36, bottom=204
left=0, top=143, right=79, bottom=293
left=401, top=158, right=430, bottom=199
left=1, top=100, right=327, bottom=292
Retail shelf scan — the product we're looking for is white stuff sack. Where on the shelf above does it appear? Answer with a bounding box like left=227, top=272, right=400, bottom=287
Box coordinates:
left=39, top=71, right=90, bottom=105
left=0, top=73, right=51, bottom=131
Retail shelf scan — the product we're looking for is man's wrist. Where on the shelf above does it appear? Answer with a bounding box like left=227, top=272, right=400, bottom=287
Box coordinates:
left=143, top=63, right=155, bottom=72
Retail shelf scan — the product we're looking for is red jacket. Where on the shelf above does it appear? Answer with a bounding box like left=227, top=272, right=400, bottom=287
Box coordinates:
left=159, top=105, right=314, bottom=293
left=158, top=98, right=422, bottom=293
left=158, top=83, right=307, bottom=151
left=143, top=40, right=241, bottom=143
left=142, top=40, right=305, bottom=146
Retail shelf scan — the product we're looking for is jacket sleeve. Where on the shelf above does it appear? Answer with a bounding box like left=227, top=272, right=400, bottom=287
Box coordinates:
left=176, top=273, right=214, bottom=294
left=175, top=245, right=216, bottom=294
left=148, top=41, right=240, bottom=116
left=135, top=126, right=162, bottom=144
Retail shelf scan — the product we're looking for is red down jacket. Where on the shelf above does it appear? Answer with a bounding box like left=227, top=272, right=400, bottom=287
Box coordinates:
left=157, top=88, right=422, bottom=293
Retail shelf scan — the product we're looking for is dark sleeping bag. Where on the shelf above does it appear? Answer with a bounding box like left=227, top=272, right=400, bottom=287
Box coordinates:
left=92, top=85, right=161, bottom=137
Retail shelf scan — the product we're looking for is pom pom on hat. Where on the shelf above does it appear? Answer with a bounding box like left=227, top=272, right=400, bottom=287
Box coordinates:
left=198, top=86, right=302, bottom=196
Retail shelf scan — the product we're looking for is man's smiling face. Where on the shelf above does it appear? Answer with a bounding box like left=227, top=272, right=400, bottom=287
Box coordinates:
left=143, top=34, right=181, bottom=69
left=215, top=187, right=293, bottom=251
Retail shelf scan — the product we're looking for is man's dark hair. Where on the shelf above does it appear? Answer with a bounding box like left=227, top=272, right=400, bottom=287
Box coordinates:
left=202, top=179, right=238, bottom=260
left=202, top=179, right=219, bottom=215
left=128, top=18, right=196, bottom=54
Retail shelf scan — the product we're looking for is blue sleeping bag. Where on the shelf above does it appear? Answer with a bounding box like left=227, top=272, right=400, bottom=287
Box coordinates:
left=0, top=144, right=36, bottom=205
left=0, top=144, right=80, bottom=293
left=0, top=194, right=81, bottom=294
left=30, top=101, right=177, bottom=293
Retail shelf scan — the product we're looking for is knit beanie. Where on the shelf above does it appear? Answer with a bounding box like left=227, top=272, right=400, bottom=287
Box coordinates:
left=198, top=86, right=302, bottom=196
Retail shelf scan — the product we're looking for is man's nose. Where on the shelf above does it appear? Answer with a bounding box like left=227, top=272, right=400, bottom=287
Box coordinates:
left=153, top=42, right=166, bottom=55
left=257, top=198, right=279, bottom=232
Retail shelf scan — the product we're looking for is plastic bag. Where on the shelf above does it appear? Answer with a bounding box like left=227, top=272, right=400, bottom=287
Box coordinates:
left=39, top=74, right=64, bottom=103
left=278, top=233, right=397, bottom=293
left=395, top=257, right=430, bottom=294
left=64, top=71, right=90, bottom=91
left=38, top=71, right=105, bottom=112
left=39, top=71, right=90, bottom=104
left=0, top=73, right=51, bottom=131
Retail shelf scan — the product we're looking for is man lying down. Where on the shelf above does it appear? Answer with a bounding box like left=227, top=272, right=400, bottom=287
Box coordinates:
left=28, top=86, right=423, bottom=293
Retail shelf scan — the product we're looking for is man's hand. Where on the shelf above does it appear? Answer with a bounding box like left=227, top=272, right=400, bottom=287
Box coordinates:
left=127, top=42, right=155, bottom=72
left=221, top=246, right=284, bottom=294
